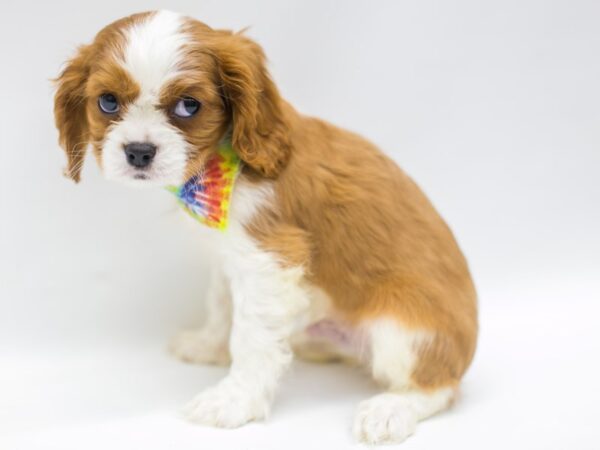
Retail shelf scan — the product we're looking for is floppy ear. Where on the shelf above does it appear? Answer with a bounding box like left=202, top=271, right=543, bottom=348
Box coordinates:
left=53, top=44, right=92, bottom=182
left=213, top=32, right=290, bottom=178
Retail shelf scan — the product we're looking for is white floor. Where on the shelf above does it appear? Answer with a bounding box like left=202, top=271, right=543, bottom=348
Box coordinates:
left=3, top=275, right=599, bottom=450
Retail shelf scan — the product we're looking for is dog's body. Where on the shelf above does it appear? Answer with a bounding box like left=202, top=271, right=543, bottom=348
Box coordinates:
left=54, top=11, right=477, bottom=444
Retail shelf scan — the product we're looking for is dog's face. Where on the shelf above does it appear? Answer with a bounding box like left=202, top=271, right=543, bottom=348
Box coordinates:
left=54, top=10, right=290, bottom=186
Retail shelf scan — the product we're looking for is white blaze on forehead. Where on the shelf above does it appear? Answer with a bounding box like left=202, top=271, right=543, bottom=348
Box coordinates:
left=102, top=11, right=191, bottom=187
left=121, top=10, right=188, bottom=99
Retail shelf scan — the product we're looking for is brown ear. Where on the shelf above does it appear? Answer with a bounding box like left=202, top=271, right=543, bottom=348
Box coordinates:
left=53, top=45, right=92, bottom=182
left=213, top=32, right=290, bottom=178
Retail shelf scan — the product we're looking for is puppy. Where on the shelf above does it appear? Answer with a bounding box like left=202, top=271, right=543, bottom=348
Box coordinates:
left=53, top=10, right=477, bottom=444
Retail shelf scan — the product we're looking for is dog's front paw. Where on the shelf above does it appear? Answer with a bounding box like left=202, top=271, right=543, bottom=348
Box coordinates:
left=183, top=380, right=269, bottom=428
left=169, top=329, right=230, bottom=366
left=353, top=394, right=418, bottom=444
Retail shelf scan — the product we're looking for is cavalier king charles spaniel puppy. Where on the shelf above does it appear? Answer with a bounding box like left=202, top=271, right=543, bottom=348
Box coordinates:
left=54, top=10, right=477, bottom=444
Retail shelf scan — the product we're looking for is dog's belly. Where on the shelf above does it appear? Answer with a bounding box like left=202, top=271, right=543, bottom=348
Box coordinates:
left=292, top=283, right=367, bottom=363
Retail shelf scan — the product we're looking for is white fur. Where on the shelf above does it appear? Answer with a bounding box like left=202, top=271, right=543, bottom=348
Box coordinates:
left=121, top=10, right=188, bottom=97
left=182, top=179, right=310, bottom=427
left=353, top=388, right=454, bottom=444
left=369, top=318, right=430, bottom=390
left=102, top=10, right=191, bottom=186
left=351, top=319, right=453, bottom=444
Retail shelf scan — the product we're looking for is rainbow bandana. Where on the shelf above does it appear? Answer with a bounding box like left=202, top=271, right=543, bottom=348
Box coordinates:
left=166, top=142, right=242, bottom=231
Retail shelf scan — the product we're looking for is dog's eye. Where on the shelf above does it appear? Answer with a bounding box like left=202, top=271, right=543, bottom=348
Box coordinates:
left=98, top=93, right=119, bottom=114
left=173, top=97, right=201, bottom=118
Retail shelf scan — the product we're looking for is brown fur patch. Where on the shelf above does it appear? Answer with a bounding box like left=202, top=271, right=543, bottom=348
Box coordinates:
left=246, top=105, right=478, bottom=389
left=182, top=19, right=291, bottom=178
left=246, top=208, right=313, bottom=269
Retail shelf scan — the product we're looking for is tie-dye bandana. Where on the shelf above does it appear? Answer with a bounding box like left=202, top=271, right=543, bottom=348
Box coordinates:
left=166, top=142, right=241, bottom=231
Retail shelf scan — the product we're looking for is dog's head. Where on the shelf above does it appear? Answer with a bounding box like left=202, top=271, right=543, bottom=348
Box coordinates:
left=54, top=10, right=289, bottom=186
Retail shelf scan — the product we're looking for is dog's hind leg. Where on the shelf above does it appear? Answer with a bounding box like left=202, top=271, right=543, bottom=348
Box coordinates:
left=353, top=319, right=458, bottom=444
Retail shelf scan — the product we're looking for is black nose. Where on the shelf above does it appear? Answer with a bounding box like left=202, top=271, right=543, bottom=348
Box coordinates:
left=124, top=142, right=157, bottom=168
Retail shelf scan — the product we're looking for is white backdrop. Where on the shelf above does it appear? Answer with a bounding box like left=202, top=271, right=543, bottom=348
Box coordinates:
left=1, top=1, right=599, bottom=449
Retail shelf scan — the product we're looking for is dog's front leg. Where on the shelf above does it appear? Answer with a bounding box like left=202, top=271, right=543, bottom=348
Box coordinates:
left=170, top=266, right=232, bottom=365
left=184, top=242, right=308, bottom=428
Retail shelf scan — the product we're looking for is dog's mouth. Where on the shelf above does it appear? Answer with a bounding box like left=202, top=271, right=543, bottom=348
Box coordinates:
left=112, top=167, right=186, bottom=188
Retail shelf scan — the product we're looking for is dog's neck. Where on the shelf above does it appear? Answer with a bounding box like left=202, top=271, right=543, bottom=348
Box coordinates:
left=166, top=141, right=242, bottom=230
